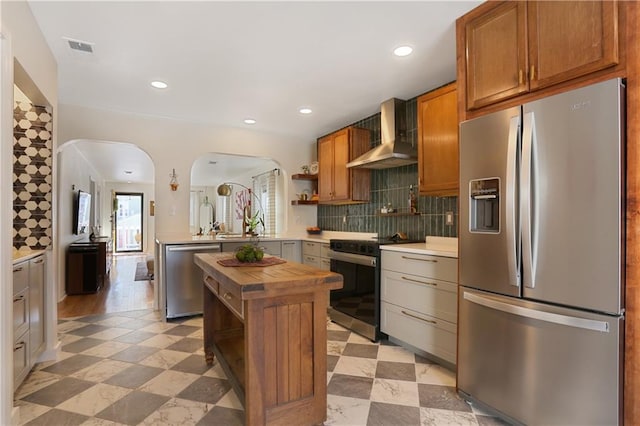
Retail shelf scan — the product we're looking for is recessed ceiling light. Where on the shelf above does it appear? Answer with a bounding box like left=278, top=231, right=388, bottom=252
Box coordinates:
left=299, top=108, right=313, bottom=114
left=127, top=181, right=132, bottom=184
left=244, top=118, right=256, bottom=125
left=393, top=45, right=413, bottom=57
left=150, top=80, right=168, bottom=89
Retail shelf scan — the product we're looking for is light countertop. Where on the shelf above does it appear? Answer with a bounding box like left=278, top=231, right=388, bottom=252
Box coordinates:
left=13, top=249, right=46, bottom=264
left=380, top=236, right=458, bottom=258
left=156, top=231, right=377, bottom=245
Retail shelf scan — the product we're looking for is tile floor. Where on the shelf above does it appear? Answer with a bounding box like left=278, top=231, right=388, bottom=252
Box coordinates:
left=15, top=310, right=508, bottom=425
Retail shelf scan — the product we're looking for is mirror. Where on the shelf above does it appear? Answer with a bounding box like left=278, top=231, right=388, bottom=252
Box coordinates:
left=190, top=153, right=282, bottom=235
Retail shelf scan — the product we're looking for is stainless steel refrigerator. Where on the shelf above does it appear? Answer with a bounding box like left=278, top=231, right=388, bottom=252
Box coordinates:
left=458, top=78, right=625, bottom=425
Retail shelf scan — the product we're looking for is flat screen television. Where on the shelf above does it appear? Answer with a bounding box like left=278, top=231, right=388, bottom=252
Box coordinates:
left=73, top=190, right=91, bottom=235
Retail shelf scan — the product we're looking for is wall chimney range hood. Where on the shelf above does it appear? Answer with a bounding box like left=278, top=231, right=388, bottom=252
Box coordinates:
left=346, top=98, right=417, bottom=169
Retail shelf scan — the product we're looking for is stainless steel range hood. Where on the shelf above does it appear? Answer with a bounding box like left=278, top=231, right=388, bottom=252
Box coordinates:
left=346, top=98, right=417, bottom=169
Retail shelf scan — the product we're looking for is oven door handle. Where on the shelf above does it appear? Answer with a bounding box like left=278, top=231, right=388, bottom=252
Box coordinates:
left=328, top=250, right=376, bottom=267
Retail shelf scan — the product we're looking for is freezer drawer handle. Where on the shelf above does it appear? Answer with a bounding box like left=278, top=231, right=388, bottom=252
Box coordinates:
left=167, top=244, right=221, bottom=252
left=463, top=291, right=610, bottom=333
left=401, top=310, right=436, bottom=325
left=401, top=256, right=437, bottom=263
left=401, top=276, right=437, bottom=287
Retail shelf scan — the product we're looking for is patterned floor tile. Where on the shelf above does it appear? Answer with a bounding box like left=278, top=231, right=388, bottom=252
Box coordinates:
left=22, top=377, right=95, bottom=407
left=95, top=391, right=170, bottom=425
left=15, top=309, right=509, bottom=426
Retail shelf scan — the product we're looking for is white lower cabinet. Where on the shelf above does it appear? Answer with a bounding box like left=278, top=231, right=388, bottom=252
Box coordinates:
left=281, top=240, right=302, bottom=263
left=381, top=250, right=458, bottom=365
left=13, top=254, right=45, bottom=391
left=302, top=241, right=330, bottom=270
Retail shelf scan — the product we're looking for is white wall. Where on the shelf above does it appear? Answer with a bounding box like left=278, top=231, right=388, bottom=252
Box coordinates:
left=1, top=1, right=58, bottom=423
left=58, top=104, right=319, bottom=240
left=104, top=182, right=155, bottom=255
left=57, top=143, right=105, bottom=300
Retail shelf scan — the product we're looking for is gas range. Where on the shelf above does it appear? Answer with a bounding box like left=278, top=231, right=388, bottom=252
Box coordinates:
left=327, top=236, right=421, bottom=342
left=329, top=237, right=422, bottom=256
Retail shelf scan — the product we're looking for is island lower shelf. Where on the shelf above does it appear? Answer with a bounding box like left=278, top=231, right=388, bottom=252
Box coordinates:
left=195, top=253, right=343, bottom=426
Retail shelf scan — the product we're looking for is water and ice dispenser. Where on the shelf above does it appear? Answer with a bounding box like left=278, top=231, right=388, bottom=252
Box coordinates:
left=469, top=178, right=500, bottom=233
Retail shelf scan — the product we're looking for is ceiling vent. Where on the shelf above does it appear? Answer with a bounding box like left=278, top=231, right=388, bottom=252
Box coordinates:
left=63, top=37, right=94, bottom=54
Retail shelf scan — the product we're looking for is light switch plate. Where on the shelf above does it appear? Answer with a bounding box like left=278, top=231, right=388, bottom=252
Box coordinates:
left=445, top=211, right=454, bottom=226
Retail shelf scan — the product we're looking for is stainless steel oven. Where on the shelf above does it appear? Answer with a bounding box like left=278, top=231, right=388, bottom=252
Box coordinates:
left=328, top=245, right=380, bottom=341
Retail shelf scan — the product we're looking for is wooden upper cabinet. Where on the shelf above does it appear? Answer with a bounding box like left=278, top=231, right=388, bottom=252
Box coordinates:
left=317, top=127, right=370, bottom=204
left=528, top=0, right=619, bottom=91
left=461, top=0, right=619, bottom=110
left=465, top=1, right=528, bottom=110
left=417, top=83, right=459, bottom=196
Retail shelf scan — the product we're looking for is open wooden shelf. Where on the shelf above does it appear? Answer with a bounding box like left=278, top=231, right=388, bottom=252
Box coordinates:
left=291, top=173, right=318, bottom=181
left=291, top=200, right=318, bottom=205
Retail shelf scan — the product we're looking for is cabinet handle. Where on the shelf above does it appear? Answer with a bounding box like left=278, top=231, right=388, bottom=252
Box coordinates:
left=33, top=258, right=44, bottom=264
left=518, top=69, right=524, bottom=85
left=14, top=342, right=25, bottom=351
left=401, top=310, right=436, bottom=325
left=13, top=267, right=24, bottom=272
left=401, top=276, right=437, bottom=287
left=530, top=65, right=536, bottom=81
left=283, top=242, right=295, bottom=246
left=13, top=295, right=25, bottom=303
left=223, top=292, right=233, bottom=301
left=401, top=255, right=437, bottom=263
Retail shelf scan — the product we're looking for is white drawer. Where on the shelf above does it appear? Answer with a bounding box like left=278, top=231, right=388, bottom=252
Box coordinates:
left=13, top=288, right=29, bottom=337
left=302, top=241, right=321, bottom=257
left=13, top=262, right=29, bottom=294
left=382, top=251, right=457, bottom=283
left=320, top=257, right=331, bottom=271
left=303, top=255, right=321, bottom=269
left=381, top=301, right=456, bottom=364
left=381, top=270, right=458, bottom=324
left=13, top=330, right=30, bottom=391
left=320, top=243, right=330, bottom=258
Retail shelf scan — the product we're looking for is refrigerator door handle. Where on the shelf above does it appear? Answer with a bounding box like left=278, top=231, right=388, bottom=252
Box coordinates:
left=506, top=115, right=521, bottom=287
left=463, top=291, right=610, bottom=332
left=521, top=112, right=536, bottom=288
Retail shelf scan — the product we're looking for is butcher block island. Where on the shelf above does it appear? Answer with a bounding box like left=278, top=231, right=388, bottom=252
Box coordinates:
left=193, top=253, right=343, bottom=425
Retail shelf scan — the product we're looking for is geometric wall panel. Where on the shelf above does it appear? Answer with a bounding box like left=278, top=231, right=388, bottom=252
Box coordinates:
left=13, top=101, right=53, bottom=250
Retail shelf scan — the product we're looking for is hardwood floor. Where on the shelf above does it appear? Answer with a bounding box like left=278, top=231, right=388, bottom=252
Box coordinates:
left=57, top=253, right=154, bottom=318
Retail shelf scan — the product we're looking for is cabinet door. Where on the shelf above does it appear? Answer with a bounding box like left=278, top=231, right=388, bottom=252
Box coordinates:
left=418, top=84, right=459, bottom=196
left=332, top=129, right=350, bottom=202
left=317, top=136, right=334, bottom=202
left=29, top=256, right=45, bottom=358
left=527, top=0, right=619, bottom=91
left=465, top=1, right=528, bottom=109
left=281, top=241, right=301, bottom=263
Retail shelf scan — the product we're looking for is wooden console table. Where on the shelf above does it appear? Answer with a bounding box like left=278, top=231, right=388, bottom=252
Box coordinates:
left=194, top=253, right=343, bottom=425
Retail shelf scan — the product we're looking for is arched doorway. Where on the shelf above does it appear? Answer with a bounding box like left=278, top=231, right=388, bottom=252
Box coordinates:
left=56, top=139, right=155, bottom=317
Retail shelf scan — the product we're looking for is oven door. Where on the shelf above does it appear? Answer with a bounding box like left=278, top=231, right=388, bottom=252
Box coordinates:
left=328, top=250, right=380, bottom=341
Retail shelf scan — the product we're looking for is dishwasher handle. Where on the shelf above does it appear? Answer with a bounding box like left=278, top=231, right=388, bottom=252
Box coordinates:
left=166, top=244, right=221, bottom=252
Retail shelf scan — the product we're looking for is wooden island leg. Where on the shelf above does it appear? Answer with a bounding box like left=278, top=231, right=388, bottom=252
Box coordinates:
left=203, top=281, right=216, bottom=365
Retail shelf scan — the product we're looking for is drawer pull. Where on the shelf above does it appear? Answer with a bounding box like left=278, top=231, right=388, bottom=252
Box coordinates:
left=13, top=266, right=24, bottom=272
left=401, top=255, right=437, bottom=263
left=14, top=342, right=25, bottom=351
left=401, top=310, right=436, bottom=325
left=13, top=295, right=25, bottom=303
left=33, top=258, right=44, bottom=264
left=401, top=276, right=437, bottom=287
left=223, top=292, right=233, bottom=301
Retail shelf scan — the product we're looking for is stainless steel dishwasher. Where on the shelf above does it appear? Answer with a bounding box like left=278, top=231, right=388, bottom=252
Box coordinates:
left=164, top=243, right=221, bottom=319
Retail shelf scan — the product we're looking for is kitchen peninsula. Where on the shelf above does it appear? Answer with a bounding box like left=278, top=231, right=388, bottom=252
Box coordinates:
left=193, top=252, right=343, bottom=425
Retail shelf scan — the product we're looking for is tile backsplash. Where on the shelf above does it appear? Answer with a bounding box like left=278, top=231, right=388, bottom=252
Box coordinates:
left=317, top=95, right=458, bottom=240
left=13, top=101, right=53, bottom=250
